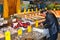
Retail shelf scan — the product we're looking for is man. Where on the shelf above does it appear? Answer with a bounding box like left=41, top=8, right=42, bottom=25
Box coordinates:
left=40, top=10, right=59, bottom=40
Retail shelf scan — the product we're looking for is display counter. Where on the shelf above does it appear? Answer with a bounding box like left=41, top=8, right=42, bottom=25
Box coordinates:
left=0, top=11, right=60, bottom=40
left=0, top=27, right=49, bottom=40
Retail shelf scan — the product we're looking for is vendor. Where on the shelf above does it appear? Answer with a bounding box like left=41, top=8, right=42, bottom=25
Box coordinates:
left=40, top=10, right=59, bottom=40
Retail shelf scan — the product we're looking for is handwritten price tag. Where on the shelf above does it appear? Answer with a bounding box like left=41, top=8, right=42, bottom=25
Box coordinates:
left=5, top=31, right=11, bottom=40
left=24, top=8, right=26, bottom=14
left=35, top=20, right=38, bottom=28
left=28, top=9, right=30, bottom=13
left=27, top=26, right=32, bottom=32
left=32, top=9, right=34, bottom=12
left=18, top=28, right=22, bottom=36
left=36, top=8, right=38, bottom=12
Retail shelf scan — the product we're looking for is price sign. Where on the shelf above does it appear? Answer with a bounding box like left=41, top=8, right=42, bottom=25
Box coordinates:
left=24, top=8, right=26, bottom=14
left=28, top=9, right=30, bottom=13
left=18, top=28, right=22, bottom=36
left=36, top=8, right=38, bottom=12
left=5, top=31, right=11, bottom=40
left=35, top=20, right=38, bottom=28
left=32, top=9, right=34, bottom=12
left=27, top=25, right=32, bottom=32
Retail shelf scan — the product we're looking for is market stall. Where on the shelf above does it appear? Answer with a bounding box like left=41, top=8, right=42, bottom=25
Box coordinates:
left=0, top=0, right=60, bottom=40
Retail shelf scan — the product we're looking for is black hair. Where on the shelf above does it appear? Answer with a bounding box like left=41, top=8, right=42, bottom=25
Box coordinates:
left=40, top=9, right=47, bottom=13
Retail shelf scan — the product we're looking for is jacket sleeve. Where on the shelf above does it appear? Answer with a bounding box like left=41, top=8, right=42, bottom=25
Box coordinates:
left=43, top=20, right=50, bottom=28
left=43, top=13, right=53, bottom=28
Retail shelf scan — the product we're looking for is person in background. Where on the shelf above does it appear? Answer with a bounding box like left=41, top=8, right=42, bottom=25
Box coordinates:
left=40, top=10, right=59, bottom=40
left=40, top=2, right=46, bottom=9
left=37, top=1, right=41, bottom=10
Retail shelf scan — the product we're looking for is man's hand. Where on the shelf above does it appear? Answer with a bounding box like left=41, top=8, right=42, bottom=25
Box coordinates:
left=40, top=23, right=44, bottom=27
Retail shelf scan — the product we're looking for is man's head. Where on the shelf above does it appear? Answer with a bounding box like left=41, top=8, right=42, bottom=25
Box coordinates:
left=40, top=9, right=47, bottom=17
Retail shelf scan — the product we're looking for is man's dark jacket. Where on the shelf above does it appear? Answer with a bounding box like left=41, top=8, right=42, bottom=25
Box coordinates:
left=43, top=12, right=59, bottom=35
